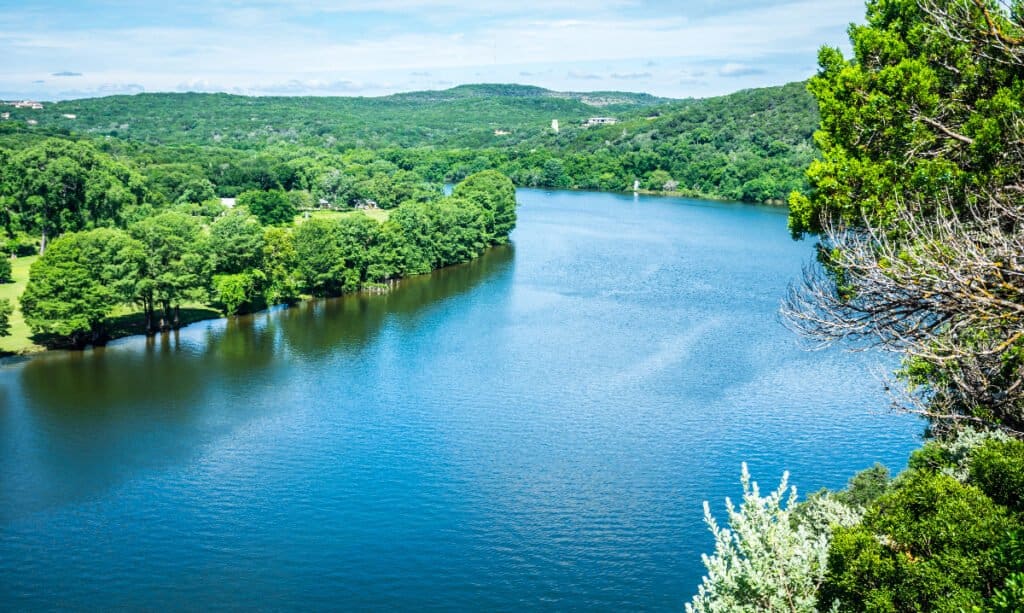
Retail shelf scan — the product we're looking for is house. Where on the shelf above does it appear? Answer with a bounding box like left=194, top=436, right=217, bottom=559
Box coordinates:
left=583, top=117, right=618, bottom=127
left=220, top=198, right=236, bottom=208
left=494, top=129, right=511, bottom=136
left=0, top=112, right=9, bottom=120
left=26, top=119, right=37, bottom=125
left=62, top=113, right=77, bottom=119
left=551, top=119, right=560, bottom=133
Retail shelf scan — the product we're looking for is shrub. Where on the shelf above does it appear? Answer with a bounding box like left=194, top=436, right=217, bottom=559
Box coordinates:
left=820, top=470, right=1022, bottom=612
left=686, top=464, right=860, bottom=613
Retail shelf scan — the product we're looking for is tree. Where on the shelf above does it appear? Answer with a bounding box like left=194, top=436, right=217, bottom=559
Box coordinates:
left=209, top=209, right=265, bottom=275
left=209, top=210, right=266, bottom=314
left=0, top=256, right=11, bottom=283
left=237, top=189, right=296, bottom=226
left=19, top=228, right=144, bottom=347
left=0, top=298, right=11, bottom=338
left=821, top=441, right=1024, bottom=611
left=783, top=0, right=1024, bottom=433
left=293, top=217, right=344, bottom=296
left=451, top=170, right=517, bottom=244
left=7, top=139, right=144, bottom=253
left=262, top=226, right=300, bottom=305
left=129, top=211, right=209, bottom=331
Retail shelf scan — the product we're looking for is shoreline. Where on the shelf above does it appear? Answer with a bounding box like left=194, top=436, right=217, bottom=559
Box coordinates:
left=0, top=188, right=786, bottom=362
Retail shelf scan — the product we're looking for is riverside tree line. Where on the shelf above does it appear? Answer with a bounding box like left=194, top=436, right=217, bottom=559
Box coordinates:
left=0, top=135, right=515, bottom=348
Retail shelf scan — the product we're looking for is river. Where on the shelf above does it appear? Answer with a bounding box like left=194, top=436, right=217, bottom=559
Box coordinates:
left=0, top=188, right=922, bottom=610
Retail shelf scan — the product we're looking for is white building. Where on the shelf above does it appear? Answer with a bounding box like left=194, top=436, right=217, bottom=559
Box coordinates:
left=584, top=117, right=618, bottom=127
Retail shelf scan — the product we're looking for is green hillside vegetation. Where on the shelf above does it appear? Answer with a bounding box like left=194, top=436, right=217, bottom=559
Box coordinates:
left=8, top=84, right=666, bottom=150
left=3, top=81, right=818, bottom=204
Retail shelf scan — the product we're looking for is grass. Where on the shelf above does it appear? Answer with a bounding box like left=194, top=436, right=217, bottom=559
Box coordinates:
left=294, top=208, right=391, bottom=225
left=0, top=254, right=221, bottom=357
left=0, top=255, right=39, bottom=355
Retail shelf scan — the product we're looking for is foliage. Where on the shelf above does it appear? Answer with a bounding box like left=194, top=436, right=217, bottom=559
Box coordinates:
left=0, top=138, right=144, bottom=252
left=830, top=463, right=891, bottom=509
left=213, top=270, right=266, bottom=316
left=452, top=169, right=517, bottom=243
left=821, top=432, right=1024, bottom=612
left=19, top=228, right=144, bottom=347
left=783, top=0, right=1024, bottom=433
left=4, top=81, right=818, bottom=205
left=0, top=298, right=11, bottom=337
left=0, top=256, right=11, bottom=283
left=209, top=210, right=265, bottom=275
left=237, top=189, right=296, bottom=226
left=128, top=211, right=210, bottom=331
left=788, top=0, right=1024, bottom=236
left=686, top=464, right=860, bottom=612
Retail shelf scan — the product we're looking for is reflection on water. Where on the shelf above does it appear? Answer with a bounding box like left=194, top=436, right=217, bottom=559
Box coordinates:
left=5, top=245, right=513, bottom=517
left=0, top=191, right=918, bottom=610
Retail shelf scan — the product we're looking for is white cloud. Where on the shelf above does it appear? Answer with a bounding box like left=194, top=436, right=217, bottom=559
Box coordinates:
left=0, top=0, right=862, bottom=99
left=718, top=63, right=763, bottom=77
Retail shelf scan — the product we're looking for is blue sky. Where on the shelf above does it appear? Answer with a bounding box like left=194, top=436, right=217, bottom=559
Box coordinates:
left=0, top=0, right=864, bottom=100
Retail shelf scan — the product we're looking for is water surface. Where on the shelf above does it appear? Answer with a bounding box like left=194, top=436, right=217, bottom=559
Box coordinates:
left=0, top=189, right=921, bottom=610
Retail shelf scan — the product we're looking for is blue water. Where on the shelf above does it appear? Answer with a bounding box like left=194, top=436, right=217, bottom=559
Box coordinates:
left=0, top=189, right=922, bottom=610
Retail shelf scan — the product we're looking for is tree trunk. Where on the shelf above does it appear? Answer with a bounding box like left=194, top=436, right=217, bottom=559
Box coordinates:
left=39, top=227, right=47, bottom=256
left=160, top=301, right=171, bottom=331
left=173, top=305, right=181, bottom=329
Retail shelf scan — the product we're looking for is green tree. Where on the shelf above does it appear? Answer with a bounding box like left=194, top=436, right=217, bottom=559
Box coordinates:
left=237, top=189, right=296, bottom=226
left=293, top=217, right=343, bottom=296
left=0, top=256, right=11, bottom=284
left=821, top=468, right=1022, bottom=612
left=209, top=209, right=265, bottom=275
left=0, top=298, right=11, bottom=338
left=788, top=0, right=1024, bottom=236
left=262, top=226, right=300, bottom=305
left=783, top=0, right=1024, bottom=432
left=451, top=170, right=517, bottom=244
left=20, top=228, right=144, bottom=347
left=129, top=211, right=209, bottom=331
left=8, top=139, right=144, bottom=253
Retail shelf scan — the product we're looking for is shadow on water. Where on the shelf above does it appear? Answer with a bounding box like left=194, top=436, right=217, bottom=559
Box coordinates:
left=3, top=244, right=514, bottom=516
left=276, top=244, right=514, bottom=358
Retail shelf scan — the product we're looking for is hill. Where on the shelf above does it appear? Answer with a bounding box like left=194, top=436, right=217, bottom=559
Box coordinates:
left=3, top=84, right=668, bottom=150
left=1, top=81, right=818, bottom=203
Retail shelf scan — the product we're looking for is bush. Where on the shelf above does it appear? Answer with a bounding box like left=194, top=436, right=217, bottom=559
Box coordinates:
left=969, top=439, right=1024, bottom=513
left=820, top=470, right=1022, bottom=612
left=0, top=256, right=11, bottom=283
left=0, top=298, right=11, bottom=337
left=686, top=464, right=860, bottom=613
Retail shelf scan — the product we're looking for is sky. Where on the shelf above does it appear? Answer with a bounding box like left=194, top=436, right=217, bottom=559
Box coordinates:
left=0, top=0, right=864, bottom=101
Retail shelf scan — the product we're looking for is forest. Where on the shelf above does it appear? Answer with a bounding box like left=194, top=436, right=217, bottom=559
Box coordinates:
left=0, top=131, right=515, bottom=351
left=2, top=80, right=818, bottom=204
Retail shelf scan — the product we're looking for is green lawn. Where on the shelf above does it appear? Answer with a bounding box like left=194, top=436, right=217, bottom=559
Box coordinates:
left=0, top=255, right=39, bottom=355
left=294, top=208, right=391, bottom=225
